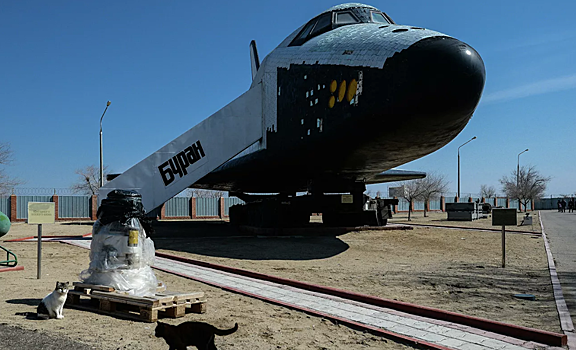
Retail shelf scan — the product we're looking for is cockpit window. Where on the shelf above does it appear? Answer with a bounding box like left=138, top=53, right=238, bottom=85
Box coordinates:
left=371, top=11, right=391, bottom=24
left=310, top=13, right=332, bottom=36
left=289, top=7, right=393, bottom=46
left=335, top=12, right=359, bottom=25
left=296, top=21, right=316, bottom=42
left=290, top=12, right=332, bottom=46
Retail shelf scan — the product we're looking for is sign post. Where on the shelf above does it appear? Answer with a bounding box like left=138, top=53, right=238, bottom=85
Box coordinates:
left=492, top=208, right=517, bottom=268
left=37, top=224, right=42, bottom=279
left=501, top=225, right=505, bottom=268
left=27, top=202, right=55, bottom=279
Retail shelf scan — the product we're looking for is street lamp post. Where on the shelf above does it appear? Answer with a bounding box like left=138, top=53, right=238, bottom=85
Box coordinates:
left=458, top=136, right=477, bottom=199
left=99, top=101, right=111, bottom=188
left=517, top=148, right=529, bottom=190
left=516, top=148, right=528, bottom=208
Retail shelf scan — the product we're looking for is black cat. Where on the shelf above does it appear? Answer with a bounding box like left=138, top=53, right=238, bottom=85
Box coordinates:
left=155, top=321, right=238, bottom=350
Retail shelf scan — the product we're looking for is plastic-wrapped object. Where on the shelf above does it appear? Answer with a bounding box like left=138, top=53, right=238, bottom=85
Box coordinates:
left=96, top=189, right=155, bottom=234
left=80, top=190, right=161, bottom=296
left=96, top=190, right=145, bottom=225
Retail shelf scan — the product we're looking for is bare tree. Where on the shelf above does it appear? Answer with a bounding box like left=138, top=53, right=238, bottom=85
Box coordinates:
left=0, top=143, right=23, bottom=195
left=419, top=172, right=449, bottom=217
left=71, top=165, right=108, bottom=195
left=398, top=181, right=426, bottom=221
left=480, top=184, right=497, bottom=198
left=499, top=165, right=550, bottom=212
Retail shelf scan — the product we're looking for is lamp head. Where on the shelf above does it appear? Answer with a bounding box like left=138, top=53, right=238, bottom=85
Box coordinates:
left=107, top=101, right=111, bottom=106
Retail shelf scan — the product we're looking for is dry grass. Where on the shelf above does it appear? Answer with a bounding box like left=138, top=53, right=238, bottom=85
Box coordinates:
left=0, top=219, right=559, bottom=350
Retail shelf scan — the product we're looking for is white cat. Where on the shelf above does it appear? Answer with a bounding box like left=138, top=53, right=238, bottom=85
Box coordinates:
left=37, top=281, right=69, bottom=319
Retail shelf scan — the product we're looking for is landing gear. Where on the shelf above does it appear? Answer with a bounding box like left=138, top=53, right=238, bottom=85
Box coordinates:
left=321, top=200, right=391, bottom=227
left=229, top=199, right=310, bottom=228
left=229, top=183, right=397, bottom=228
left=322, top=212, right=363, bottom=227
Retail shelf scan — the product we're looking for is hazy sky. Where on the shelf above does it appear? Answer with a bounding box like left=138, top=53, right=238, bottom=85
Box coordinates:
left=1, top=1, right=574, bottom=196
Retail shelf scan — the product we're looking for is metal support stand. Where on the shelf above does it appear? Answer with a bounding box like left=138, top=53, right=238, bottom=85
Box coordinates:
left=0, top=245, right=18, bottom=267
left=37, top=224, right=42, bottom=279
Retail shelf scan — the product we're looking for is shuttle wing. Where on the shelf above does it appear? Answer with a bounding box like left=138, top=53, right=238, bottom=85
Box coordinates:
left=367, top=169, right=426, bottom=184
left=99, top=85, right=263, bottom=212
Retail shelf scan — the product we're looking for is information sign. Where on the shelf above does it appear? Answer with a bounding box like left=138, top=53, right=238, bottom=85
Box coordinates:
left=28, top=202, right=55, bottom=224
left=341, top=194, right=353, bottom=204
left=492, top=208, right=517, bottom=226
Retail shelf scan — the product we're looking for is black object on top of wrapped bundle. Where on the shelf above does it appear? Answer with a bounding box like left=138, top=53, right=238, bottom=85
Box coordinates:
left=97, top=190, right=146, bottom=226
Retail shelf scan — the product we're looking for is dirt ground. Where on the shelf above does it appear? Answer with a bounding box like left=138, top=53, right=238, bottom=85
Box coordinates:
left=0, top=215, right=559, bottom=350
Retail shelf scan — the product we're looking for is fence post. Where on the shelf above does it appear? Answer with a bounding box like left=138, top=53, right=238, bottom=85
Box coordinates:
left=455, top=196, right=459, bottom=203
left=531, top=199, right=535, bottom=211
left=219, top=197, right=225, bottom=219
left=468, top=197, right=473, bottom=203
left=191, top=197, right=197, bottom=219
left=393, top=197, right=398, bottom=213
left=160, top=203, right=166, bottom=220
left=188, top=197, right=193, bottom=219
left=481, top=197, right=485, bottom=203
left=91, top=195, right=98, bottom=220
left=506, top=197, right=510, bottom=208
left=493, top=198, right=497, bottom=207
left=440, top=196, right=445, bottom=212
left=52, top=193, right=59, bottom=221
left=10, top=194, right=17, bottom=221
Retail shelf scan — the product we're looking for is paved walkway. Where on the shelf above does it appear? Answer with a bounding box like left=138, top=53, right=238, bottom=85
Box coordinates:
left=540, top=211, right=576, bottom=347
left=63, top=239, right=561, bottom=350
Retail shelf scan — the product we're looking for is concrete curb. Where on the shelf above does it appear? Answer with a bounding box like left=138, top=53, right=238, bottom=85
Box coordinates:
left=539, top=211, right=576, bottom=349
left=62, top=239, right=451, bottom=350
left=400, top=223, right=540, bottom=235
left=156, top=251, right=567, bottom=347
left=64, top=239, right=564, bottom=349
left=0, top=266, right=24, bottom=273
left=152, top=264, right=453, bottom=350
left=4, top=233, right=92, bottom=242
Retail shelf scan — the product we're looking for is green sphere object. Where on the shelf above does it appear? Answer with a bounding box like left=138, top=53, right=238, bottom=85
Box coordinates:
left=0, top=211, right=10, bottom=238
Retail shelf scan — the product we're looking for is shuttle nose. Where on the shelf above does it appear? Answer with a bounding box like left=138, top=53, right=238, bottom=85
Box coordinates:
left=380, top=36, right=485, bottom=125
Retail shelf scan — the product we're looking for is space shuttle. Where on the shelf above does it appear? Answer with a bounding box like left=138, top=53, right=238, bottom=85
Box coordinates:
left=101, top=3, right=485, bottom=228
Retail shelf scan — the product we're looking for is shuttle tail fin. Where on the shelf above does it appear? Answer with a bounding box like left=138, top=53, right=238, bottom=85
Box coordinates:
left=250, top=40, right=260, bottom=81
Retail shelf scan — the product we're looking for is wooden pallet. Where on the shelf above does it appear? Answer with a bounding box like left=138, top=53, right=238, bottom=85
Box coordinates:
left=66, top=282, right=206, bottom=322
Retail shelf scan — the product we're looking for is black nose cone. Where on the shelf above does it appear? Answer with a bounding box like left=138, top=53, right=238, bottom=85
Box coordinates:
left=380, top=36, right=486, bottom=127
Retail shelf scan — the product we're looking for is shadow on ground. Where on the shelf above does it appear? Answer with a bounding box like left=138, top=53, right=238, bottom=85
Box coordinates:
left=150, top=220, right=350, bottom=261
left=6, top=298, right=42, bottom=306
left=0, top=324, right=97, bottom=349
